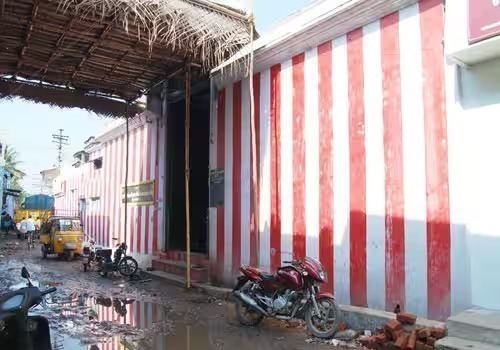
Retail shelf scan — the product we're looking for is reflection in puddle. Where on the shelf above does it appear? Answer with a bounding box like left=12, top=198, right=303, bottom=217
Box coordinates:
left=48, top=294, right=212, bottom=350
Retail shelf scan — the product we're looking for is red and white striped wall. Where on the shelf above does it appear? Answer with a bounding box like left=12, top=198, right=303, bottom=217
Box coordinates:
left=54, top=114, right=166, bottom=264
left=209, top=0, right=454, bottom=320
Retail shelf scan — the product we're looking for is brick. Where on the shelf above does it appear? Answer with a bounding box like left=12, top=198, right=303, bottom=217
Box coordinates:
left=360, top=336, right=377, bottom=349
left=337, top=322, right=347, bottom=332
left=386, top=320, right=403, bottom=340
left=397, top=313, right=418, bottom=325
left=417, top=328, right=431, bottom=340
left=392, top=329, right=405, bottom=342
left=395, top=334, right=408, bottom=349
left=406, top=330, right=417, bottom=350
left=375, top=333, right=387, bottom=344
left=384, top=341, right=396, bottom=350
left=427, top=337, right=436, bottom=346
left=387, top=320, right=403, bottom=332
left=431, top=327, right=447, bottom=340
left=415, top=341, right=426, bottom=350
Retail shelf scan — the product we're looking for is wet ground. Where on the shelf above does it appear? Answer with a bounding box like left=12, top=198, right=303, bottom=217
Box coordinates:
left=0, top=234, right=363, bottom=350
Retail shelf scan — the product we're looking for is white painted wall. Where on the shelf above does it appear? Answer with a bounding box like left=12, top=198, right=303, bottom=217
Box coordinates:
left=447, top=58, right=500, bottom=311
left=445, top=0, right=500, bottom=312
left=444, top=0, right=468, bottom=55
left=461, top=59, right=500, bottom=310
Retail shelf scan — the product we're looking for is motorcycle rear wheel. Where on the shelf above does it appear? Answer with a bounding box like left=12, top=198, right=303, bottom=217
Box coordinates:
left=305, top=297, right=340, bottom=339
left=118, top=256, right=138, bottom=276
left=235, top=298, right=264, bottom=326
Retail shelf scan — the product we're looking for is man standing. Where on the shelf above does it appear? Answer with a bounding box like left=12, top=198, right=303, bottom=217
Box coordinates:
left=19, top=217, right=28, bottom=239
left=26, top=215, right=36, bottom=248
left=35, top=216, right=41, bottom=238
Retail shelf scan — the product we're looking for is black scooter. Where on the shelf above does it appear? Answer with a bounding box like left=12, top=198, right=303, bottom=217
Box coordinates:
left=0, top=267, right=57, bottom=350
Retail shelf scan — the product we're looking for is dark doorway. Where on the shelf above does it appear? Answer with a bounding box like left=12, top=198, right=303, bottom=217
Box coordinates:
left=165, top=89, right=210, bottom=254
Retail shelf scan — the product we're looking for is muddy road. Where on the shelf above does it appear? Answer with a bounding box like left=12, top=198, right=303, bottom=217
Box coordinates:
left=0, top=235, right=362, bottom=350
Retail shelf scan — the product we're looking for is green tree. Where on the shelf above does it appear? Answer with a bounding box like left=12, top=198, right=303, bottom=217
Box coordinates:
left=3, top=146, right=26, bottom=205
left=4, top=146, right=26, bottom=180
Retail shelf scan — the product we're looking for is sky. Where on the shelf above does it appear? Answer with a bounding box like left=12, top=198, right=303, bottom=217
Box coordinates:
left=0, top=0, right=311, bottom=194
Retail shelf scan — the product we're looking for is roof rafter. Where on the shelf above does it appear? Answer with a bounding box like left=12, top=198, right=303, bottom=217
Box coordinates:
left=16, top=0, right=40, bottom=73
left=96, top=39, right=140, bottom=87
left=40, top=15, right=77, bottom=81
left=70, top=22, right=113, bottom=81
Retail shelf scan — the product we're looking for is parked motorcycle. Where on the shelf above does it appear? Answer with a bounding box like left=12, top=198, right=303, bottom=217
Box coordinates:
left=81, top=235, right=98, bottom=272
left=233, top=257, right=339, bottom=339
left=95, top=238, right=138, bottom=277
left=0, top=267, right=57, bottom=350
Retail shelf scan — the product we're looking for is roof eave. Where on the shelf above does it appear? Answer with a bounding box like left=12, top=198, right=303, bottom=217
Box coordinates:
left=211, top=0, right=418, bottom=87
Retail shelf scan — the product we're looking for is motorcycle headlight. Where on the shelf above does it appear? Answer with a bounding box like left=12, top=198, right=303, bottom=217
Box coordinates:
left=319, top=271, right=327, bottom=282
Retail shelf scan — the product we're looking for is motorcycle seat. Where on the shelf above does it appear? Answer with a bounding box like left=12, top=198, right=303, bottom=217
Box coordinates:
left=259, top=272, right=276, bottom=282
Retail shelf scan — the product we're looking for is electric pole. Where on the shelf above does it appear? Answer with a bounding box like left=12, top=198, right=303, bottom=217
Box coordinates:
left=52, top=129, right=69, bottom=168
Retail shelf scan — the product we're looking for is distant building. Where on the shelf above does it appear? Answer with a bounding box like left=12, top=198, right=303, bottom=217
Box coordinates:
left=39, top=168, right=61, bottom=195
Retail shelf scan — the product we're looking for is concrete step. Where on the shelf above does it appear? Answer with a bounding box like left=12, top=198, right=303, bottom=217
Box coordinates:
left=151, top=258, right=209, bottom=283
left=157, top=250, right=209, bottom=266
left=436, top=337, right=500, bottom=350
left=447, top=307, right=500, bottom=346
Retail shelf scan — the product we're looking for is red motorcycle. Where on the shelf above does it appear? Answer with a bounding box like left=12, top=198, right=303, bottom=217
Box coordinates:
left=233, top=257, right=340, bottom=338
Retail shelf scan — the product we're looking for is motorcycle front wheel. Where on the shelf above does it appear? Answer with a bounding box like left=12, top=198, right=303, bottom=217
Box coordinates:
left=305, top=297, right=340, bottom=339
left=118, top=256, right=138, bottom=276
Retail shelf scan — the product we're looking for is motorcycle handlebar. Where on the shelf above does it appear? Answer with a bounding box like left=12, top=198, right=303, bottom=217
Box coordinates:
left=283, top=260, right=302, bottom=266
left=41, top=287, right=56, bottom=296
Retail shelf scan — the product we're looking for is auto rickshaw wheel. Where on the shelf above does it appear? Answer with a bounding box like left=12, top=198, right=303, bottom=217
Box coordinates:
left=41, top=245, right=47, bottom=259
left=68, top=251, right=74, bottom=261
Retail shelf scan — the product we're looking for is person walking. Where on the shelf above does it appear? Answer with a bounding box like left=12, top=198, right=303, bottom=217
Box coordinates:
left=35, top=216, right=41, bottom=238
left=19, top=217, right=28, bottom=240
left=26, top=215, right=36, bottom=248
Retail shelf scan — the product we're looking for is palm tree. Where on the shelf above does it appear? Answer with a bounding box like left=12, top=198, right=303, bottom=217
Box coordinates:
left=3, top=146, right=26, bottom=205
left=3, top=146, right=26, bottom=181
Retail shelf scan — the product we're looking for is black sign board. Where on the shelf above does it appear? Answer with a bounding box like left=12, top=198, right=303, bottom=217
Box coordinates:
left=3, top=189, right=21, bottom=197
left=209, top=168, right=224, bottom=207
left=121, top=180, right=155, bottom=206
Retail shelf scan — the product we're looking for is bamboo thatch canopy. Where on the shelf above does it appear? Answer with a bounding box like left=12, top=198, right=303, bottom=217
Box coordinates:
left=0, top=0, right=252, bottom=116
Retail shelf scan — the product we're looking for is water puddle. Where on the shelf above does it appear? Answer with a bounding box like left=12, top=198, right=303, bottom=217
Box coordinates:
left=0, top=267, right=218, bottom=349
left=45, top=294, right=213, bottom=350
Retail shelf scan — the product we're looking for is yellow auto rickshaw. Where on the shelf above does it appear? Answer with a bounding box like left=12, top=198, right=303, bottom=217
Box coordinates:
left=40, top=216, right=84, bottom=260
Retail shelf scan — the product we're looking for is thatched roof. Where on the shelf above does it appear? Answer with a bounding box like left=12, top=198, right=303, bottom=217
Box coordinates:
left=0, top=0, right=252, bottom=116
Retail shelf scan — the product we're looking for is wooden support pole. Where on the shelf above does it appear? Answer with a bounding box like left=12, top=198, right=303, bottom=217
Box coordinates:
left=185, top=61, right=192, bottom=288
left=248, top=18, right=259, bottom=267
left=124, top=104, right=130, bottom=246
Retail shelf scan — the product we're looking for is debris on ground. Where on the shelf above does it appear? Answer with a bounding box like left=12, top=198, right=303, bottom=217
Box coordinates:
left=42, top=281, right=63, bottom=287
left=335, top=329, right=359, bottom=341
left=359, top=314, right=447, bottom=349
left=0, top=242, right=21, bottom=257
left=337, top=322, right=348, bottom=332
left=306, top=336, right=364, bottom=348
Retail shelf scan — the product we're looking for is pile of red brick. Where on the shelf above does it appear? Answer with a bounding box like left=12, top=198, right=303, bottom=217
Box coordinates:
left=359, top=313, right=447, bottom=349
